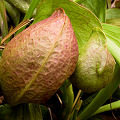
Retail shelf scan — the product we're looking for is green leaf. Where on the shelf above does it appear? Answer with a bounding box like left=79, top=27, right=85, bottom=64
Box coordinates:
left=102, top=23, right=120, bottom=65
left=34, top=0, right=102, bottom=52
left=106, top=18, right=120, bottom=26
left=16, top=0, right=40, bottom=34
left=29, top=104, right=43, bottom=120
left=106, top=8, right=120, bottom=19
left=4, top=1, right=20, bottom=25
left=59, top=80, right=74, bottom=120
left=106, top=8, right=120, bottom=26
left=93, top=100, right=120, bottom=116
left=5, top=0, right=29, bottom=13
left=74, top=0, right=106, bottom=22
left=0, top=104, right=12, bottom=120
left=0, top=104, right=43, bottom=120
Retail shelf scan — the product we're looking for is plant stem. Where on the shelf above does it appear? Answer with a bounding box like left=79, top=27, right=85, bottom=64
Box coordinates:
left=0, top=0, right=8, bottom=39
left=72, top=90, right=81, bottom=111
left=1, top=19, right=33, bottom=44
left=77, top=65, right=120, bottom=120
left=5, top=0, right=29, bottom=13
left=73, top=98, right=82, bottom=120
left=92, top=100, right=120, bottom=116
left=65, top=90, right=82, bottom=120
left=4, top=1, right=20, bottom=25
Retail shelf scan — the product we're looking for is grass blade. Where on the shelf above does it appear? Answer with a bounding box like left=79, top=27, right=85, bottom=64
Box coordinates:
left=1, top=18, right=34, bottom=44
left=92, top=100, right=120, bottom=116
